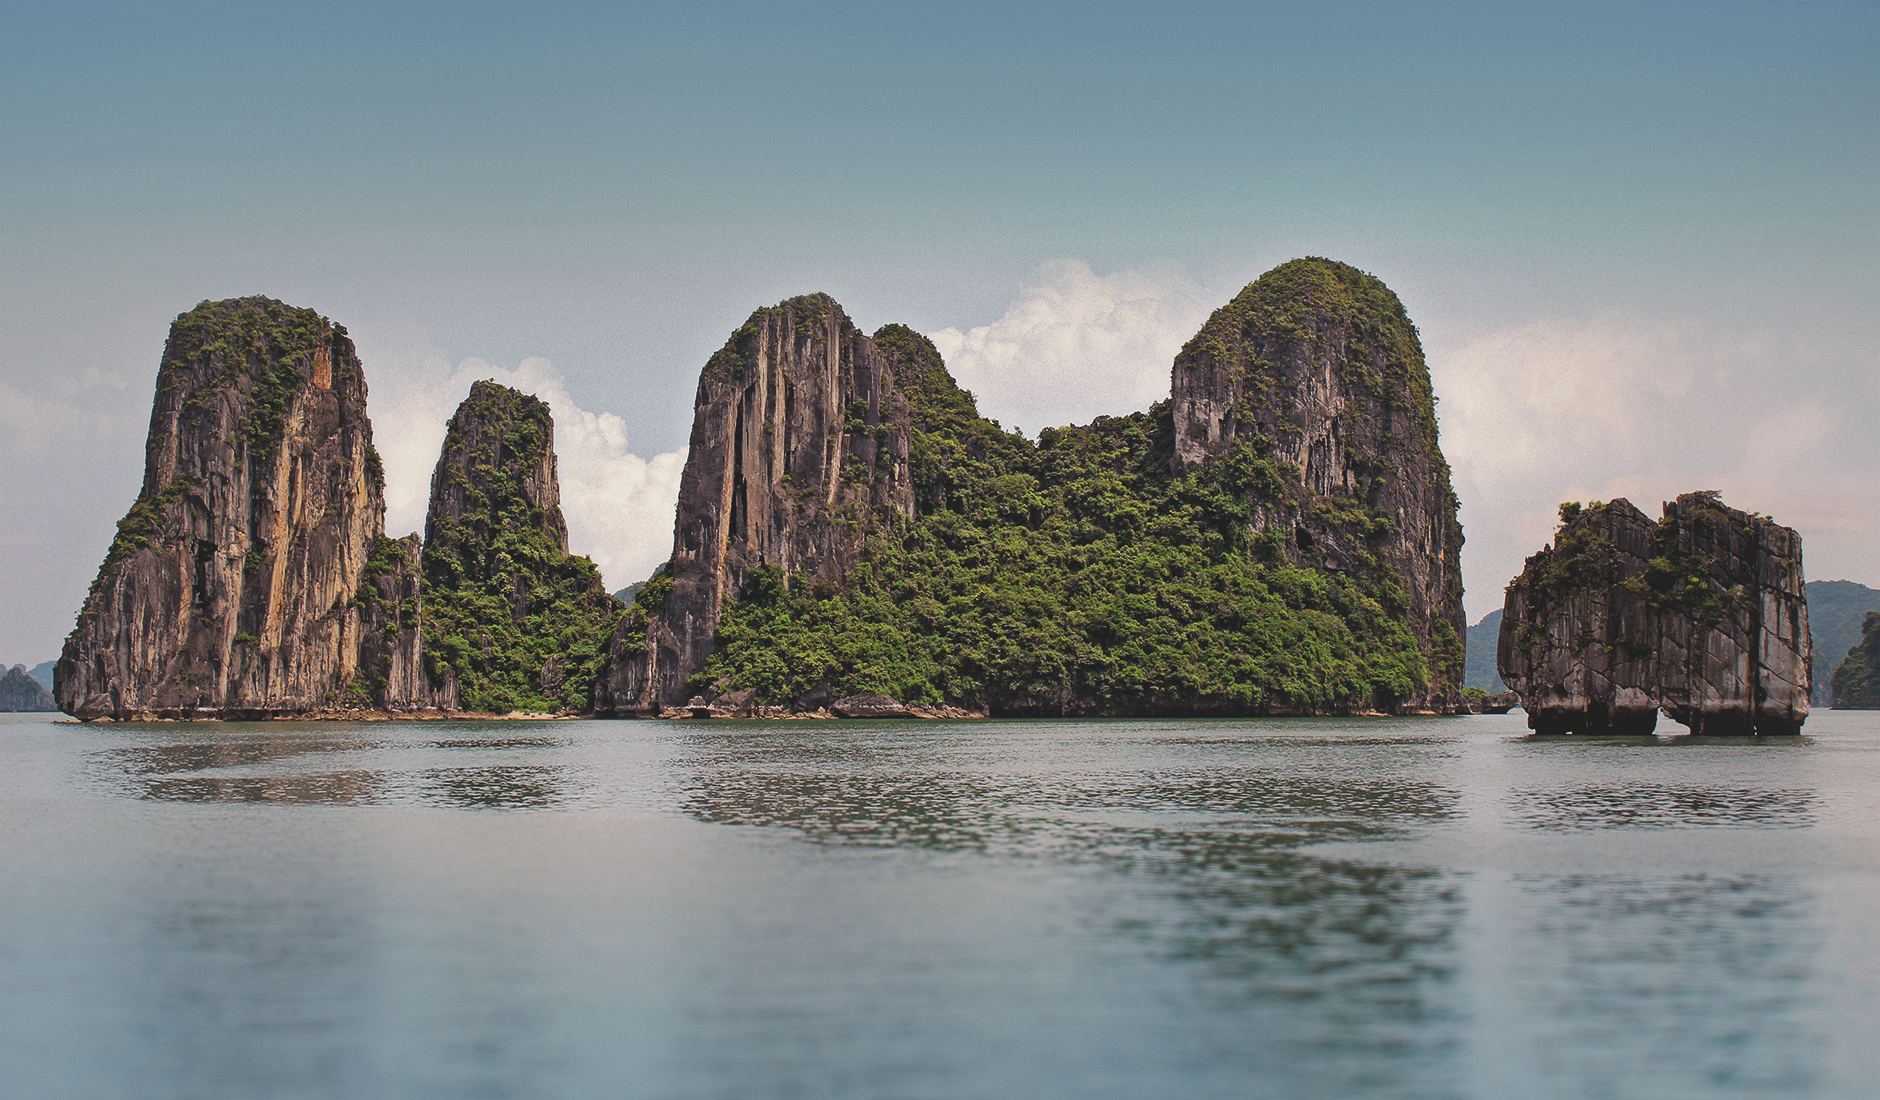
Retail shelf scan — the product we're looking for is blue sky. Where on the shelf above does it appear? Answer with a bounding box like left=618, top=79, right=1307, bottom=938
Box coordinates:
left=3, top=0, right=1875, bottom=661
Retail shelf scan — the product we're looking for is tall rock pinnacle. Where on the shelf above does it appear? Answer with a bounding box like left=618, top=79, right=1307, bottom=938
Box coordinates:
left=596, top=293, right=914, bottom=712
left=419, top=381, right=620, bottom=712
left=56, top=297, right=441, bottom=718
left=1169, top=258, right=1467, bottom=701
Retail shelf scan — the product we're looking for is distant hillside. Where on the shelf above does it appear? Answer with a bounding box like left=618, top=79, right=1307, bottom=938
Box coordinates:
left=1, top=665, right=57, bottom=712
left=1464, top=609, right=1506, bottom=693
left=1832, top=611, right=1880, bottom=707
left=27, top=661, right=55, bottom=692
left=611, top=582, right=645, bottom=605
left=1808, top=580, right=1880, bottom=706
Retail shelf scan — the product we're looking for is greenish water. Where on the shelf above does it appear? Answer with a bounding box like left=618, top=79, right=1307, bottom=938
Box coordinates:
left=0, top=710, right=1874, bottom=1099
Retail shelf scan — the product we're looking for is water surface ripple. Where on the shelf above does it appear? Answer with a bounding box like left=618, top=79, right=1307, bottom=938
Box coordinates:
left=1, top=711, right=1873, bottom=1099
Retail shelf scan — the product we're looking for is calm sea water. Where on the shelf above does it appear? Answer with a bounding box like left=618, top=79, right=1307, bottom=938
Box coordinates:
left=0, top=710, right=1874, bottom=1100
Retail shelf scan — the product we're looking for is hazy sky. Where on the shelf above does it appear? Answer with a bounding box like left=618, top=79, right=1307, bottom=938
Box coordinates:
left=3, top=0, right=1875, bottom=663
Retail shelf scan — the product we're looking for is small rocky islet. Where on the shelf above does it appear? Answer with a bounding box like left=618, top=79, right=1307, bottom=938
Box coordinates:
left=1497, top=496, right=1811, bottom=736
left=50, top=260, right=1825, bottom=732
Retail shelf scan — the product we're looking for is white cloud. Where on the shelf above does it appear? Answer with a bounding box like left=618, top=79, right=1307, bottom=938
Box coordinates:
left=922, top=273, right=1880, bottom=621
left=928, top=259, right=1212, bottom=432
left=0, top=379, right=123, bottom=458
left=1430, top=316, right=1880, bottom=619
left=369, top=350, right=684, bottom=591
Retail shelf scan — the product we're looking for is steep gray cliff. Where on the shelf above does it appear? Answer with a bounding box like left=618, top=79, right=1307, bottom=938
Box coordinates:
left=1169, top=258, right=1467, bottom=705
left=56, top=297, right=440, bottom=719
left=1498, top=493, right=1811, bottom=735
left=596, top=294, right=914, bottom=713
left=1495, top=500, right=1665, bottom=735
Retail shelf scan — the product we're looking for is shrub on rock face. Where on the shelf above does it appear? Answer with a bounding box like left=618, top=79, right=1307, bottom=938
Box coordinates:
left=1499, top=493, right=1812, bottom=736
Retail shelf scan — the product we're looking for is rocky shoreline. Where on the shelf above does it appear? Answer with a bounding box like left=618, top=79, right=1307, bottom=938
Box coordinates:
left=54, top=691, right=1522, bottom=723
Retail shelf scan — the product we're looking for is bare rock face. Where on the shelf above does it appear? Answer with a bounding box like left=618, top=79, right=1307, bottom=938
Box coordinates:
left=597, top=294, right=914, bottom=713
left=1169, top=258, right=1466, bottom=705
left=1498, top=493, right=1811, bottom=736
left=56, top=298, right=433, bottom=719
left=1495, top=500, right=1665, bottom=735
left=0, top=665, right=57, bottom=712
left=419, top=381, right=619, bottom=713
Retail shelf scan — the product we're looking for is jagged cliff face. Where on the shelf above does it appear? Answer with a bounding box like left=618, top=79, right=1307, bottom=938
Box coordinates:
left=56, top=297, right=432, bottom=719
left=1498, top=494, right=1811, bottom=735
left=421, top=381, right=619, bottom=712
left=1494, top=500, right=1664, bottom=734
left=598, top=295, right=914, bottom=712
left=1169, top=258, right=1466, bottom=702
left=425, top=381, right=571, bottom=555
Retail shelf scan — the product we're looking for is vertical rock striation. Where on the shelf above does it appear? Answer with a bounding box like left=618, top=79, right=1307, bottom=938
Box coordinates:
left=420, top=381, right=620, bottom=712
left=1495, top=500, right=1665, bottom=735
left=354, top=532, right=457, bottom=712
left=596, top=294, right=914, bottom=713
left=56, top=297, right=442, bottom=719
left=1169, top=258, right=1467, bottom=706
left=1498, top=493, right=1812, bottom=735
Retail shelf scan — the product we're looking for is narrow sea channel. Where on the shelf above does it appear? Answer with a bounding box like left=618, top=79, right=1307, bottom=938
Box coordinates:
left=1, top=711, right=1874, bottom=1099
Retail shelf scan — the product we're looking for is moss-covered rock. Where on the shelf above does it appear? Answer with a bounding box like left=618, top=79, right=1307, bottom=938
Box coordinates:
left=420, top=381, right=622, bottom=713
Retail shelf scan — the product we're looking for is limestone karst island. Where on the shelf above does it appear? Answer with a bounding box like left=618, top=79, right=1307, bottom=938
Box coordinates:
left=53, top=259, right=1826, bottom=735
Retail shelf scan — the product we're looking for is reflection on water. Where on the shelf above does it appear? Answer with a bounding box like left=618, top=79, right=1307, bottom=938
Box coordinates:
left=143, top=770, right=383, bottom=805
left=678, top=729, right=1462, bottom=849
left=1512, top=784, right=1815, bottom=830
left=92, top=731, right=574, bottom=809
left=687, top=770, right=1017, bottom=848
left=1509, top=873, right=1820, bottom=1097
left=107, top=738, right=372, bottom=774
left=423, top=765, right=566, bottom=809
left=100, top=736, right=386, bottom=804
left=679, top=726, right=1469, bottom=1096
left=14, top=714, right=1868, bottom=1099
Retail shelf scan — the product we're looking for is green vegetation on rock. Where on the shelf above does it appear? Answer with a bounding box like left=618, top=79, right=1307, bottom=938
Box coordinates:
left=95, top=475, right=197, bottom=590
left=700, top=396, right=1431, bottom=713
left=1831, top=611, right=1880, bottom=708
left=419, top=383, right=622, bottom=713
left=1808, top=580, right=1880, bottom=704
left=166, top=298, right=353, bottom=463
